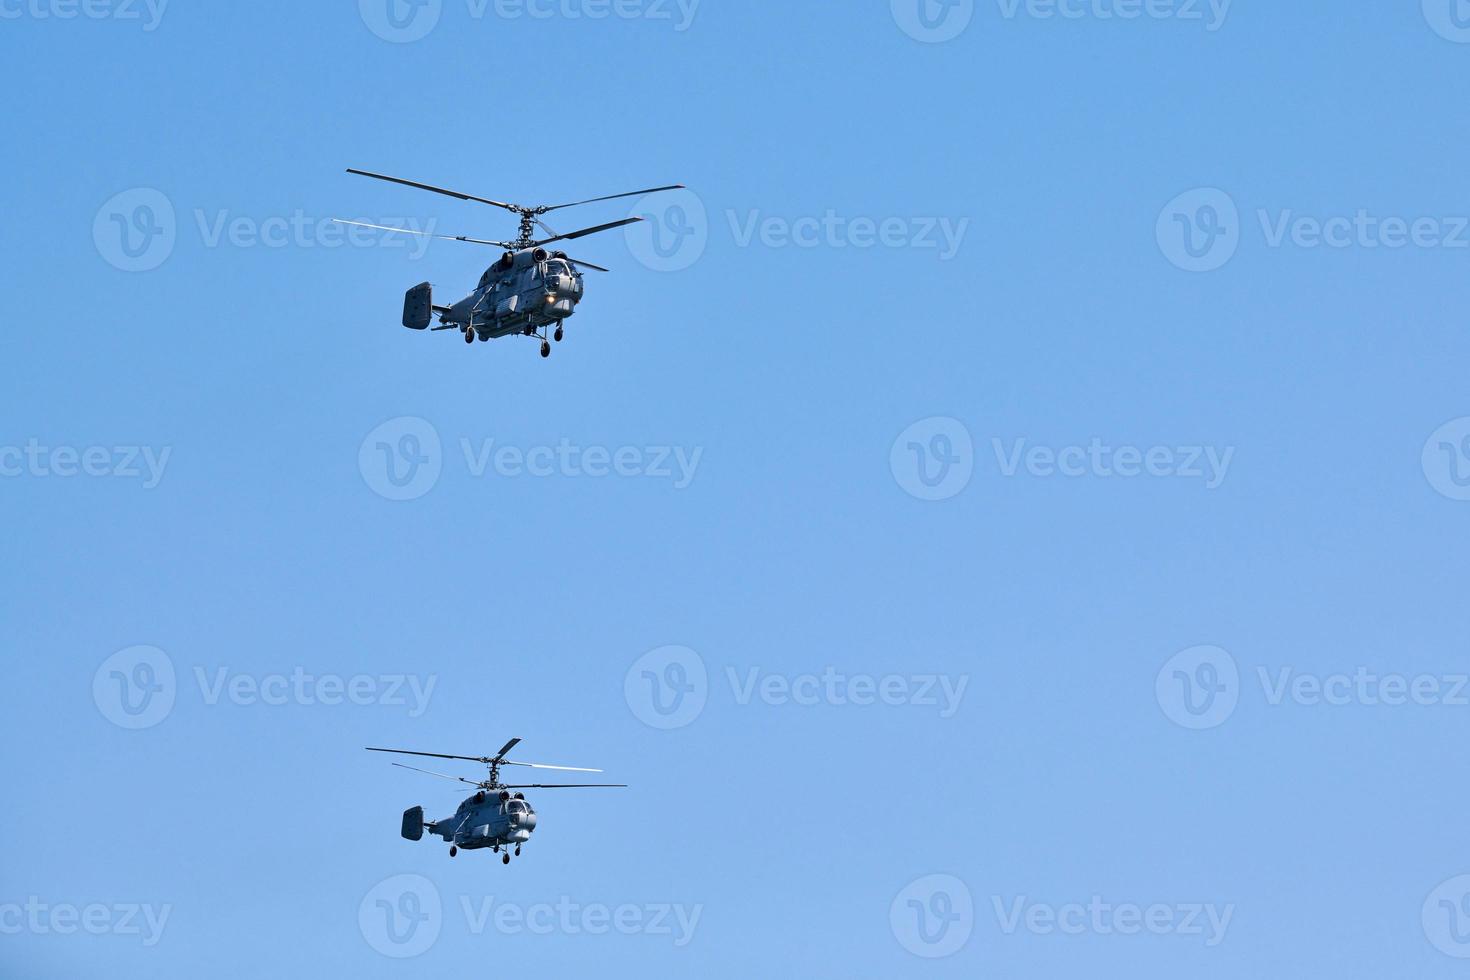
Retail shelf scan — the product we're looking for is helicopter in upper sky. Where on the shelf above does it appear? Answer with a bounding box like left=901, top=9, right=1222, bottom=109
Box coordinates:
left=334, top=169, right=685, bottom=358
left=367, top=738, right=625, bottom=864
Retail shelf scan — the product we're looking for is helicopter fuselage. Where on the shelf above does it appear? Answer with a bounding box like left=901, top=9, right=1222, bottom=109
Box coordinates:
left=419, top=789, right=538, bottom=851
left=442, top=248, right=584, bottom=340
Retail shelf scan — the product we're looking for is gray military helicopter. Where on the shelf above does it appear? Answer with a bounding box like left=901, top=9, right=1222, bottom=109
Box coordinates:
left=334, top=169, right=685, bottom=358
left=367, top=739, right=625, bottom=864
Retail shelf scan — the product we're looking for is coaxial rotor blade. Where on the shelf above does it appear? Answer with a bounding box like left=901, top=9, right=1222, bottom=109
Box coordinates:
left=563, top=257, right=610, bottom=272
left=501, top=783, right=628, bottom=789
left=542, top=185, right=685, bottom=213
left=331, top=219, right=511, bottom=248
left=367, top=741, right=598, bottom=771
left=368, top=746, right=501, bottom=764
left=346, top=169, right=518, bottom=212
left=390, top=763, right=484, bottom=786
left=500, top=760, right=604, bottom=773
left=531, top=217, right=643, bottom=248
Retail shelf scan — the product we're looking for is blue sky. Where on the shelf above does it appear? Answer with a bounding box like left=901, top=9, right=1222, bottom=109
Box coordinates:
left=5, top=1, right=1470, bottom=976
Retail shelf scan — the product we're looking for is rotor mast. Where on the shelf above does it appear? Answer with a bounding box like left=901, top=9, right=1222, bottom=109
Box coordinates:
left=482, top=756, right=507, bottom=790
left=511, top=208, right=546, bottom=251
left=468, top=737, right=523, bottom=790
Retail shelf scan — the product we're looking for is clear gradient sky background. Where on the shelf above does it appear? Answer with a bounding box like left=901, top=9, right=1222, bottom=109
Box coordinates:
left=6, top=1, right=1470, bottom=977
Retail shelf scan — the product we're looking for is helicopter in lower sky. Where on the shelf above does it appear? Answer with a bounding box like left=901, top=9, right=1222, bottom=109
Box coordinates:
left=334, top=169, right=685, bottom=358
left=367, top=739, right=625, bottom=864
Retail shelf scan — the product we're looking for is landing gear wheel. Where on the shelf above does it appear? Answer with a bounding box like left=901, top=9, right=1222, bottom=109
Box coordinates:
left=540, top=341, right=551, bottom=358
left=464, top=329, right=474, bottom=345
left=514, top=845, right=521, bottom=856
left=449, top=846, right=457, bottom=857
left=502, top=852, right=511, bottom=865
left=553, top=325, right=564, bottom=343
